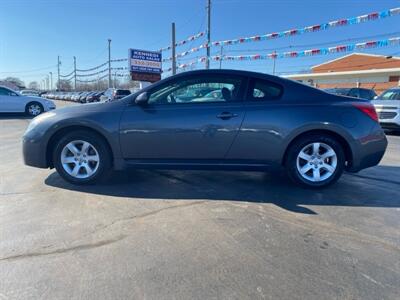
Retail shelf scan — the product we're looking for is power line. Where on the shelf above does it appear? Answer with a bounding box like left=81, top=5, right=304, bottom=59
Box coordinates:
left=0, top=65, right=57, bottom=74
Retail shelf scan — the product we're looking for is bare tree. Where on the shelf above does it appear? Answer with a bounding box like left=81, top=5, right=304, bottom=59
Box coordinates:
left=3, top=77, right=25, bottom=88
left=28, top=81, right=40, bottom=90
left=56, top=80, right=73, bottom=91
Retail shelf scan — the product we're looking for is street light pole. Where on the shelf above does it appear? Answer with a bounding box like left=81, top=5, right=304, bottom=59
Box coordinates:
left=49, top=72, right=53, bottom=91
left=172, top=22, right=177, bottom=75
left=73, top=56, right=77, bottom=91
left=108, top=39, right=112, bottom=88
left=57, top=56, right=60, bottom=91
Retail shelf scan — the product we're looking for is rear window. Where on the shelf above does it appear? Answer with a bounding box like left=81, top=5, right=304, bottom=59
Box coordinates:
left=327, top=88, right=351, bottom=96
left=250, top=79, right=283, bottom=101
left=116, top=90, right=131, bottom=96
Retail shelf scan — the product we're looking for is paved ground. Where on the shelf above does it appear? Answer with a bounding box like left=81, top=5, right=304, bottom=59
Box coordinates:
left=0, top=101, right=399, bottom=299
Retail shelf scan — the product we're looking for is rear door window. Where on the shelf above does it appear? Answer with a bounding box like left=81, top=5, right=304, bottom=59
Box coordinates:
left=248, top=79, right=283, bottom=101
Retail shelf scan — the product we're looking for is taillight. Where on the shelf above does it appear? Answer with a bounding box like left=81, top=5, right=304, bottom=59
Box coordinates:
left=352, top=102, right=379, bottom=122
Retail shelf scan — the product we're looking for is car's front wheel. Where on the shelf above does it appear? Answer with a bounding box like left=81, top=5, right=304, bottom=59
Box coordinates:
left=286, top=134, right=345, bottom=188
left=25, top=102, right=43, bottom=117
left=53, top=130, right=111, bottom=184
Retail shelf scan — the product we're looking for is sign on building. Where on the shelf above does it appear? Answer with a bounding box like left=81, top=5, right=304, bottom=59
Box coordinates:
left=129, top=49, right=162, bottom=83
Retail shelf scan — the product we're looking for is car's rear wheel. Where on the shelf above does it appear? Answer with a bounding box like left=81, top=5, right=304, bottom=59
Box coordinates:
left=25, top=102, right=43, bottom=117
left=53, top=130, right=111, bottom=185
left=286, top=134, right=345, bottom=188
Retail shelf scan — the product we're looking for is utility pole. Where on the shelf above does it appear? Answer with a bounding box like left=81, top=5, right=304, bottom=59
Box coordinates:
left=272, top=51, right=276, bottom=75
left=172, top=22, right=177, bottom=75
left=49, top=72, right=53, bottom=91
left=73, top=56, right=77, bottom=91
left=206, top=0, right=211, bottom=69
left=108, top=39, right=112, bottom=88
left=57, top=56, right=60, bottom=91
left=219, top=46, right=223, bottom=69
left=46, top=76, right=49, bottom=90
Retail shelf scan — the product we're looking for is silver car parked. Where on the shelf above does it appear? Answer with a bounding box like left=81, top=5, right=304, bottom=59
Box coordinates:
left=0, top=86, right=56, bottom=116
left=372, top=88, right=400, bottom=132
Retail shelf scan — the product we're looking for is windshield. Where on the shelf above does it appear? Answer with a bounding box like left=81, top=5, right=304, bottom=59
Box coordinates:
left=377, top=90, right=400, bottom=100
left=325, top=88, right=351, bottom=96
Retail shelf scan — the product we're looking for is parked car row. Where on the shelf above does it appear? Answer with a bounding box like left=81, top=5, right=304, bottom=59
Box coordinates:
left=45, top=91, right=105, bottom=103
left=44, top=88, right=132, bottom=103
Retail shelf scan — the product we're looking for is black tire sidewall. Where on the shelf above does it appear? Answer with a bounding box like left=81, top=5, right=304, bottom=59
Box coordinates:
left=26, top=102, right=43, bottom=116
left=286, top=135, right=345, bottom=188
left=53, top=130, right=111, bottom=185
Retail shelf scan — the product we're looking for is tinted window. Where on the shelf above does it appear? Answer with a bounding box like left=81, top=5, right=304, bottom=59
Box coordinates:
left=0, top=87, right=15, bottom=96
left=116, top=90, right=131, bottom=96
left=359, top=89, right=375, bottom=100
left=326, top=88, right=351, bottom=96
left=348, top=89, right=360, bottom=98
left=249, top=79, right=282, bottom=101
left=148, top=75, right=243, bottom=105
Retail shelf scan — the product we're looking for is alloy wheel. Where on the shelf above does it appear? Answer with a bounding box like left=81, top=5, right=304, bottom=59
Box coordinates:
left=28, top=104, right=42, bottom=116
left=296, top=142, right=337, bottom=182
left=60, top=140, right=100, bottom=179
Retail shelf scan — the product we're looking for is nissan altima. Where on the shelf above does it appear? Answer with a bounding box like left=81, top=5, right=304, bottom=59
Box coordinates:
left=23, top=70, right=387, bottom=188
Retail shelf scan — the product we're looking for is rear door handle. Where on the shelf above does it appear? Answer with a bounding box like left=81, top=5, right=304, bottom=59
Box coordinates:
left=216, top=112, right=239, bottom=120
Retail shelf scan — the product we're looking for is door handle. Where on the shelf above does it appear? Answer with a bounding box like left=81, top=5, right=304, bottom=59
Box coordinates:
left=216, top=112, right=239, bottom=120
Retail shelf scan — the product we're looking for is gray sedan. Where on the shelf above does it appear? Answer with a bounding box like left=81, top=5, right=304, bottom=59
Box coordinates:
left=23, top=70, right=387, bottom=188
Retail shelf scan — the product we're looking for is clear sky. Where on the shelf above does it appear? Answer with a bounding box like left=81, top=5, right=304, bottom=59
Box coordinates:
left=1, top=0, right=400, bottom=86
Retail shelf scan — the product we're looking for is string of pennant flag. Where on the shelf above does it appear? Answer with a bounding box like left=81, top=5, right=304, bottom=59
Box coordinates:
left=159, top=32, right=205, bottom=52
left=162, top=7, right=400, bottom=62
left=163, top=37, right=400, bottom=72
left=211, top=7, right=400, bottom=47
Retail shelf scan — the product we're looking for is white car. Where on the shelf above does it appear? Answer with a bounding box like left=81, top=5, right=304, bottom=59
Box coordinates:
left=19, top=89, right=40, bottom=97
left=372, top=88, right=400, bottom=132
left=0, top=86, right=56, bottom=116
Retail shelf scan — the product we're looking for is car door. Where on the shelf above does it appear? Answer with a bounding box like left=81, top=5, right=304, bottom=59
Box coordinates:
left=119, top=74, right=246, bottom=160
left=226, top=77, right=285, bottom=163
left=0, top=87, right=24, bottom=112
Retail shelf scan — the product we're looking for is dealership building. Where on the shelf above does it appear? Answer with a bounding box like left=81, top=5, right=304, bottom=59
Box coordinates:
left=285, top=53, right=400, bottom=94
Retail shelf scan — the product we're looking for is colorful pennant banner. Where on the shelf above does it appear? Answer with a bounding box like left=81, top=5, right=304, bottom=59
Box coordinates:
left=213, top=37, right=400, bottom=61
left=163, top=36, right=400, bottom=72
left=211, top=7, right=400, bottom=47
left=159, top=32, right=205, bottom=52
left=162, top=44, right=207, bottom=62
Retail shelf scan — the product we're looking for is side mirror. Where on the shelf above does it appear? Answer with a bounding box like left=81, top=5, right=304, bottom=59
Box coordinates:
left=135, top=92, right=149, bottom=105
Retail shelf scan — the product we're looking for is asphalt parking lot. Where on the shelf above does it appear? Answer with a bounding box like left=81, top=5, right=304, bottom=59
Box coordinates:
left=0, top=101, right=399, bottom=299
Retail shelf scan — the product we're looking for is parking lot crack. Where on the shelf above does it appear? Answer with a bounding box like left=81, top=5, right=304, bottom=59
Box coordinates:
left=86, top=200, right=206, bottom=236
left=0, top=235, right=127, bottom=262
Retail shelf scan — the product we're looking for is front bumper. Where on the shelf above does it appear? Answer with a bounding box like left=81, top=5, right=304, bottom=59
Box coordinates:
left=22, top=130, right=49, bottom=168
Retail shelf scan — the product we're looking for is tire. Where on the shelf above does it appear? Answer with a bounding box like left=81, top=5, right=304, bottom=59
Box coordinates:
left=25, top=102, right=43, bottom=117
left=53, top=130, right=112, bottom=185
left=285, top=134, right=345, bottom=188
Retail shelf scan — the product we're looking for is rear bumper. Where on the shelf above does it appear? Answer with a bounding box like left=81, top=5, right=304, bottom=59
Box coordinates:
left=347, top=128, right=388, bottom=172
left=380, top=122, right=400, bottom=130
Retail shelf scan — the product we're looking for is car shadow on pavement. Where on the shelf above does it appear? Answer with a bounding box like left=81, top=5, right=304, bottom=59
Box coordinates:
left=45, top=165, right=400, bottom=215
left=0, top=113, right=32, bottom=120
